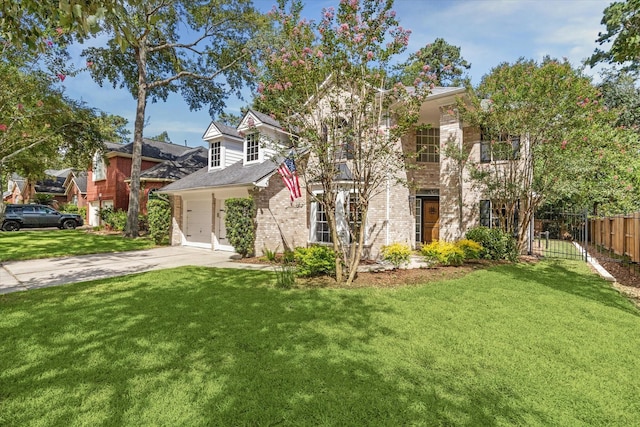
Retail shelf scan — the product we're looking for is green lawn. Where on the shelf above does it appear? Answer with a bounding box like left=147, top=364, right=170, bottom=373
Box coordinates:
left=0, top=230, right=157, bottom=262
left=1, top=261, right=639, bottom=425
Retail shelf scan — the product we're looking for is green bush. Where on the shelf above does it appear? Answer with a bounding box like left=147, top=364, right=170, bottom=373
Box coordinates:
left=293, top=245, right=336, bottom=277
left=465, top=226, right=519, bottom=261
left=147, top=198, right=171, bottom=244
left=456, top=239, right=483, bottom=260
left=421, top=240, right=465, bottom=266
left=60, top=203, right=78, bottom=213
left=381, top=242, right=412, bottom=269
left=225, top=198, right=256, bottom=258
left=99, top=207, right=127, bottom=231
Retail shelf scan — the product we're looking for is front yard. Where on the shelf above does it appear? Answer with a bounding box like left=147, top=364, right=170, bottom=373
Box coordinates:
left=1, top=260, right=639, bottom=425
left=0, top=230, right=157, bottom=262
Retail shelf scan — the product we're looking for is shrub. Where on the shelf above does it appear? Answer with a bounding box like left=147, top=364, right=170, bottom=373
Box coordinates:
left=147, top=198, right=171, bottom=244
left=99, top=207, right=127, bottom=231
left=465, top=226, right=519, bottom=261
left=61, top=204, right=78, bottom=213
left=381, top=242, right=412, bottom=269
left=225, top=198, right=256, bottom=257
left=456, top=239, right=483, bottom=260
left=421, top=240, right=465, bottom=266
left=293, top=245, right=336, bottom=277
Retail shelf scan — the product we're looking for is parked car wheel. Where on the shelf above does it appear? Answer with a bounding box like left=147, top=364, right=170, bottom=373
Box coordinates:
left=61, top=219, right=78, bottom=230
left=2, top=221, right=21, bottom=231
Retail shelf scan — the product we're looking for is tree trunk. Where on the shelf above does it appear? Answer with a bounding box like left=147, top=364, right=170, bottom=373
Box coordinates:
left=124, top=44, right=148, bottom=238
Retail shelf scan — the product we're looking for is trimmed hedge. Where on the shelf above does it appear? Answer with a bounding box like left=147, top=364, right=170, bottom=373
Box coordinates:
left=225, top=198, right=256, bottom=257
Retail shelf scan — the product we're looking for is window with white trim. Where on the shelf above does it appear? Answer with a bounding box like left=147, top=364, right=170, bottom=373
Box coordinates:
left=92, top=152, right=106, bottom=181
left=310, top=191, right=363, bottom=244
left=209, top=141, right=221, bottom=168
left=416, top=127, right=440, bottom=163
left=245, top=132, right=259, bottom=163
left=315, top=200, right=332, bottom=243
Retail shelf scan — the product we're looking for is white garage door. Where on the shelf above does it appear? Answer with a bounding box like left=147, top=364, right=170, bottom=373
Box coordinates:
left=185, top=199, right=212, bottom=248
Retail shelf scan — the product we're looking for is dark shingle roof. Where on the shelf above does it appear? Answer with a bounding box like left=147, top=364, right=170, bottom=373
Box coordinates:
left=249, top=110, right=282, bottom=129
left=34, top=175, right=66, bottom=195
left=160, top=158, right=279, bottom=192
left=140, top=147, right=208, bottom=181
left=73, top=172, right=88, bottom=193
left=108, top=138, right=194, bottom=161
left=207, top=122, right=242, bottom=139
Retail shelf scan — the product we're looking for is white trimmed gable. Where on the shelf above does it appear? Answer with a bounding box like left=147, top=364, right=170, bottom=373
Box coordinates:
left=202, top=122, right=243, bottom=171
left=237, top=110, right=290, bottom=166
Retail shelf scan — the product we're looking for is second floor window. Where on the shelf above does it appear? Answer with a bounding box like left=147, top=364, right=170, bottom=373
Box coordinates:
left=92, top=153, right=106, bottom=181
left=245, top=133, right=259, bottom=163
left=210, top=141, right=221, bottom=168
left=416, top=127, right=440, bottom=163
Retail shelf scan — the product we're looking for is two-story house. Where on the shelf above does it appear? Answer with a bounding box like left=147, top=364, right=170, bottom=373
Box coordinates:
left=86, top=139, right=207, bottom=226
left=160, top=87, right=525, bottom=258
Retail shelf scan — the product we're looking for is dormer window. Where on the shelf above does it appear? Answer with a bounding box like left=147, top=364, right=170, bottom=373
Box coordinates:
left=245, top=132, right=260, bottom=163
left=209, top=141, right=221, bottom=168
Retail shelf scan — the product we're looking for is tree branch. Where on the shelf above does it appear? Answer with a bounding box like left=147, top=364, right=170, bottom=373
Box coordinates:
left=146, top=51, right=249, bottom=89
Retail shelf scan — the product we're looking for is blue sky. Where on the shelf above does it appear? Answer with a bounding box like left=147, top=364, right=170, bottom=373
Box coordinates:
left=62, top=0, right=611, bottom=148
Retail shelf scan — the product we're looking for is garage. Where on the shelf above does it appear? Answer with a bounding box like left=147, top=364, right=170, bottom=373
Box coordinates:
left=184, top=199, right=212, bottom=248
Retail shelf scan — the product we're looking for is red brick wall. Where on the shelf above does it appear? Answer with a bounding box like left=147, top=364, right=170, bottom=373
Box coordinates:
left=86, top=155, right=160, bottom=212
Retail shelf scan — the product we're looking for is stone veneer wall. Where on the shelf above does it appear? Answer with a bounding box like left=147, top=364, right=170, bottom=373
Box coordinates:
left=250, top=176, right=309, bottom=255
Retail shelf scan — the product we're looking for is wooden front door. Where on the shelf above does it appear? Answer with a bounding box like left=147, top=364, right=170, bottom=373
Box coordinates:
left=422, top=199, right=440, bottom=243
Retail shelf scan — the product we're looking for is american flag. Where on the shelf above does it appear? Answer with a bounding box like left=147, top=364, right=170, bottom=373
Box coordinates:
left=278, top=155, right=302, bottom=201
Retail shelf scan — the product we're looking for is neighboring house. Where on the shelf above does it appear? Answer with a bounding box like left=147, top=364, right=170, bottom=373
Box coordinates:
left=4, top=169, right=72, bottom=207
left=62, top=171, right=88, bottom=209
left=86, top=139, right=206, bottom=226
left=160, top=89, right=529, bottom=258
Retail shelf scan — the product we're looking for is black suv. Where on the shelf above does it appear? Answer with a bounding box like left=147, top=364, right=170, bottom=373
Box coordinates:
left=1, top=204, right=84, bottom=231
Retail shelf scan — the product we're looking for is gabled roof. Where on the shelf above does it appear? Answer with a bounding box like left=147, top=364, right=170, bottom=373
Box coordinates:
left=202, top=121, right=243, bottom=141
left=139, top=147, right=208, bottom=181
left=73, top=172, right=88, bottom=193
left=160, top=158, right=278, bottom=193
left=106, top=138, right=194, bottom=161
left=248, top=110, right=282, bottom=129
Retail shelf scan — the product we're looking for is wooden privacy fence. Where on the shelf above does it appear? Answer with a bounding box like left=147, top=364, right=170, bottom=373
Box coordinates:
left=589, top=213, right=640, bottom=263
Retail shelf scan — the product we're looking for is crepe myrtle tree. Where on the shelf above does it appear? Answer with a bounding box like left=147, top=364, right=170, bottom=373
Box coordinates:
left=254, top=0, right=431, bottom=285
left=81, top=0, right=264, bottom=237
left=458, top=58, right=639, bottom=251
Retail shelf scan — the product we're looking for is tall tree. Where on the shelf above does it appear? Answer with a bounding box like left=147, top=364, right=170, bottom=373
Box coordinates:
left=459, top=58, right=640, bottom=249
left=255, top=0, right=428, bottom=284
left=81, top=0, right=264, bottom=237
left=394, top=38, right=471, bottom=87
left=598, top=68, right=640, bottom=131
left=588, top=0, right=640, bottom=72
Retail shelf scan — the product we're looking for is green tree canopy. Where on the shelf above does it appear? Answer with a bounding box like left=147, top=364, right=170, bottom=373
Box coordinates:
left=393, top=38, right=470, bottom=87
left=588, top=0, right=640, bottom=72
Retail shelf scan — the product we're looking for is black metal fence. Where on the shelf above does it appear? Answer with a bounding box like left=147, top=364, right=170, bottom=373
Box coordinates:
left=531, top=209, right=588, bottom=261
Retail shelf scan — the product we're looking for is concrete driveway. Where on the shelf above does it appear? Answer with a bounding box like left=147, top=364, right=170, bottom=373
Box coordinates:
left=0, top=246, right=271, bottom=294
